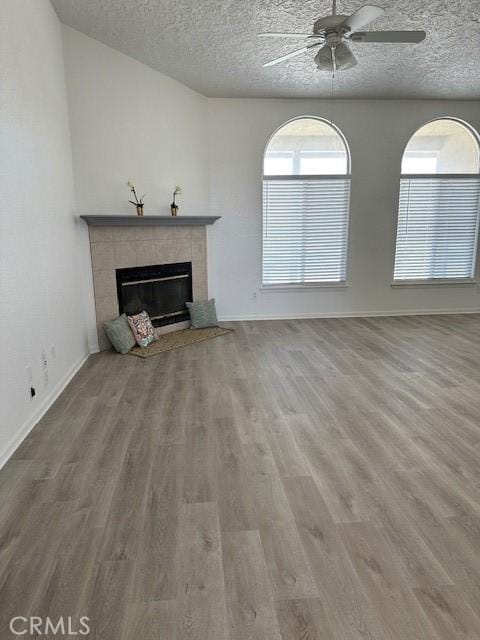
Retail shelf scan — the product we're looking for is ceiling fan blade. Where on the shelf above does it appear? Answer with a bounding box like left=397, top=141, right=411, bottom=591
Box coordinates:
left=263, top=41, right=321, bottom=67
left=341, top=5, right=385, bottom=32
left=350, top=30, right=426, bottom=43
left=258, top=32, right=318, bottom=39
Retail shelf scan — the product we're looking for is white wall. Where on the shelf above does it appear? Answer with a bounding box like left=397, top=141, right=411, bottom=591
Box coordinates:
left=0, top=0, right=91, bottom=466
left=62, top=26, right=210, bottom=218
left=207, top=99, right=480, bottom=319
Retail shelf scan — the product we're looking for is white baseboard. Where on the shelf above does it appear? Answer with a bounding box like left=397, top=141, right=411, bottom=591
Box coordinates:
left=0, top=351, right=91, bottom=471
left=219, top=308, right=480, bottom=322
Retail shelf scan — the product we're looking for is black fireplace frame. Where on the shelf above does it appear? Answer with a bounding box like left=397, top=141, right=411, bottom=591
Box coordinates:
left=116, top=262, right=193, bottom=328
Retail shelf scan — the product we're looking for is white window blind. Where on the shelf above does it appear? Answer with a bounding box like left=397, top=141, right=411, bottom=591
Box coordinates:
left=262, top=176, right=351, bottom=285
left=394, top=176, right=480, bottom=281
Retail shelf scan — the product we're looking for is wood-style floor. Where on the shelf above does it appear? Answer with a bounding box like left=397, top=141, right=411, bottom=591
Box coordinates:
left=2, top=315, right=480, bottom=639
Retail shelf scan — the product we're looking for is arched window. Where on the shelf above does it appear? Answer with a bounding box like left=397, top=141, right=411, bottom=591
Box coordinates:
left=263, top=117, right=351, bottom=286
left=394, top=118, right=480, bottom=282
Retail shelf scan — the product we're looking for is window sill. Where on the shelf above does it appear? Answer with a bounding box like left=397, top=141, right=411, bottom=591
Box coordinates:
left=260, top=282, right=349, bottom=292
left=391, top=278, right=478, bottom=288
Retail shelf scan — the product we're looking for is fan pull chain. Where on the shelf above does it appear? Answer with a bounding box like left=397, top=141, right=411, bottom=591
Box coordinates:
left=330, top=47, right=336, bottom=125
left=330, top=72, right=334, bottom=125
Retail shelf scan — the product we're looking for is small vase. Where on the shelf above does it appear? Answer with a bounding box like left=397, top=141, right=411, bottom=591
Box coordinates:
left=170, top=204, right=178, bottom=217
left=136, top=205, right=144, bottom=217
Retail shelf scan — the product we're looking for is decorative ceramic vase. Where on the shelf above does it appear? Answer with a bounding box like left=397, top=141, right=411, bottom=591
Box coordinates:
left=136, top=205, right=144, bottom=217
left=170, top=204, right=178, bottom=217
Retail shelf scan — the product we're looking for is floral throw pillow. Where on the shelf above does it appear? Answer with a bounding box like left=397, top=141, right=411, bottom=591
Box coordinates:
left=127, top=310, right=157, bottom=348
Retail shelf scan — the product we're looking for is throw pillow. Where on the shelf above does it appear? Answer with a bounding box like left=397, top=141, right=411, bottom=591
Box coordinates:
left=103, top=314, right=136, bottom=354
left=186, top=299, right=218, bottom=329
left=127, top=310, right=157, bottom=348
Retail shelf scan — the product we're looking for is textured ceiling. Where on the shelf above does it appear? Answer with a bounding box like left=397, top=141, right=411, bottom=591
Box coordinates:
left=51, top=0, right=480, bottom=99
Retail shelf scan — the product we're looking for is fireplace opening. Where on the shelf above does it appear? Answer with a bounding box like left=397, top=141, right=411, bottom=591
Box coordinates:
left=116, top=262, right=192, bottom=327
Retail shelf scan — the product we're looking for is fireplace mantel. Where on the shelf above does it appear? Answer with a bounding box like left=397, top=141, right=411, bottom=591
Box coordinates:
left=80, top=215, right=220, bottom=227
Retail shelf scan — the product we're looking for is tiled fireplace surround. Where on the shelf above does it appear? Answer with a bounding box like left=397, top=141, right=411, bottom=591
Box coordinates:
left=87, top=224, right=208, bottom=351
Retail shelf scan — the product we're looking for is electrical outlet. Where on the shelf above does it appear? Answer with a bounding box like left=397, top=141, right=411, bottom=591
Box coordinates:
left=50, top=344, right=56, bottom=360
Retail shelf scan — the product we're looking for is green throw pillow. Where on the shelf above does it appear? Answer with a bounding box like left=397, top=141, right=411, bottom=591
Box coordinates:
left=103, top=313, right=136, bottom=354
left=186, top=299, right=218, bottom=328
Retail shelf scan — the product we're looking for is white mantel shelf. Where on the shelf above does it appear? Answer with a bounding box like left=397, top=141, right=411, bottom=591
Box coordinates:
left=80, top=215, right=221, bottom=227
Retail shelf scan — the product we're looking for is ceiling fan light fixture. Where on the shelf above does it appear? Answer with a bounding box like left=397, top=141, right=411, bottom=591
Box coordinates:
left=314, top=44, right=334, bottom=70
left=314, top=43, right=357, bottom=71
left=334, top=42, right=358, bottom=69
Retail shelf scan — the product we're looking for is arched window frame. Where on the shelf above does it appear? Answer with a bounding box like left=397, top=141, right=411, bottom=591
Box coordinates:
left=262, top=116, right=352, bottom=288
left=393, top=117, right=480, bottom=284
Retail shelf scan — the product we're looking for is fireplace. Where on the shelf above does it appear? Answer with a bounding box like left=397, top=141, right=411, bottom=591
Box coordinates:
left=82, top=218, right=217, bottom=351
left=116, top=262, right=192, bottom=328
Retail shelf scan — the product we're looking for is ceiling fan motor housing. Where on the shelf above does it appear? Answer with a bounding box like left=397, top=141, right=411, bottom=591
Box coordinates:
left=325, top=31, right=344, bottom=46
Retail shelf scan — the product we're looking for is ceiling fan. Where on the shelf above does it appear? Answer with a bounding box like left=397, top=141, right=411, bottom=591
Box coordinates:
left=259, top=1, right=426, bottom=72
